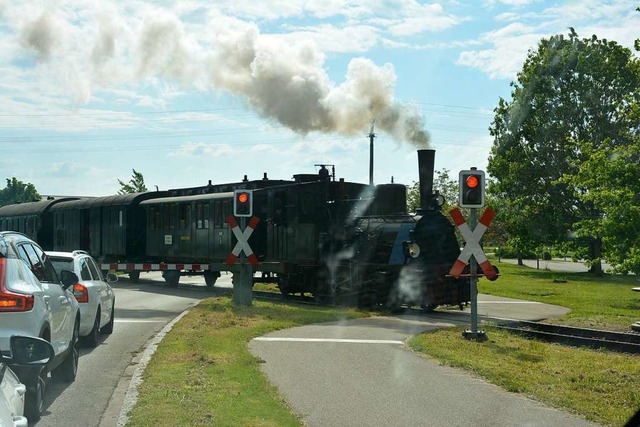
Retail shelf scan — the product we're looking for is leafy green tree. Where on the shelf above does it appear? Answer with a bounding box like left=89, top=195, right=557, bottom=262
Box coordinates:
left=0, top=178, right=41, bottom=207
left=117, top=169, right=148, bottom=194
left=562, top=105, right=640, bottom=274
left=488, top=30, right=640, bottom=274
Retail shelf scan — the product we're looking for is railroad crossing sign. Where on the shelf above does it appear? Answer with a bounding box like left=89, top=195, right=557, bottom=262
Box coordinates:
left=226, top=215, right=260, bottom=268
left=449, top=207, right=497, bottom=280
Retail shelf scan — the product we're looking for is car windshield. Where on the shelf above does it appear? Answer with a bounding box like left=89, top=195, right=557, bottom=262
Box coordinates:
left=49, top=258, right=74, bottom=279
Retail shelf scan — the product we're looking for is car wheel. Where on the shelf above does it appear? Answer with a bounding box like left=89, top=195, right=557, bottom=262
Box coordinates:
left=83, top=308, right=100, bottom=347
left=53, top=317, right=79, bottom=383
left=24, top=372, right=46, bottom=422
left=101, top=303, right=115, bottom=334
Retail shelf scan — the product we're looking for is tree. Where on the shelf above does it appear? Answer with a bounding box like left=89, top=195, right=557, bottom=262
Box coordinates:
left=117, top=169, right=148, bottom=194
left=0, top=178, right=41, bottom=207
left=562, top=104, right=640, bottom=274
left=488, top=30, right=640, bottom=274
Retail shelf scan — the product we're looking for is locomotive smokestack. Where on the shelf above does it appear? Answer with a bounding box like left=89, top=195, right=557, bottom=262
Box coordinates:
left=417, top=149, right=435, bottom=211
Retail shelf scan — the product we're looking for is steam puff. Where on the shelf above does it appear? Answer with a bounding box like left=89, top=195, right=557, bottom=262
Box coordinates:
left=14, top=6, right=430, bottom=147
left=20, top=13, right=58, bottom=60
left=208, top=23, right=430, bottom=147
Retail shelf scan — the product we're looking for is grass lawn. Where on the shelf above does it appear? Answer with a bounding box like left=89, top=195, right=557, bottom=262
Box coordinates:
left=480, top=261, right=640, bottom=331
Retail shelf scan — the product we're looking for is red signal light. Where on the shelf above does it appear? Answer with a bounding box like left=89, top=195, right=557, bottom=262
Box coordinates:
left=237, top=193, right=249, bottom=204
left=459, top=170, right=485, bottom=208
left=466, top=175, right=479, bottom=188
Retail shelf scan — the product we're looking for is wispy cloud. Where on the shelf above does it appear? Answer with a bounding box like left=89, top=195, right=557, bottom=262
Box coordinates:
left=457, top=0, right=640, bottom=79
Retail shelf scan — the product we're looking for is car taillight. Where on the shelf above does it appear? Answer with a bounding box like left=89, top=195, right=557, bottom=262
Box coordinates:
left=0, top=258, right=35, bottom=312
left=73, top=283, right=89, bottom=303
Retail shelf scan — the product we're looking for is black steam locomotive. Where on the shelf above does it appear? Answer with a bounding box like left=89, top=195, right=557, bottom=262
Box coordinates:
left=0, top=149, right=469, bottom=311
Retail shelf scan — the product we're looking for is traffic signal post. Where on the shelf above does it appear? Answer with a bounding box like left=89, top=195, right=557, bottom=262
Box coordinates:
left=229, top=190, right=256, bottom=306
left=452, top=168, right=496, bottom=342
left=464, top=208, right=486, bottom=341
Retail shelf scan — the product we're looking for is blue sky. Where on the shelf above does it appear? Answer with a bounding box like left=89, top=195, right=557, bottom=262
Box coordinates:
left=1, top=1, right=638, bottom=197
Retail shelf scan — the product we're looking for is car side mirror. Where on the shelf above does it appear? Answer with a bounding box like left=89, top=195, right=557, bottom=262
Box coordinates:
left=106, top=273, right=118, bottom=283
left=60, top=270, right=79, bottom=290
left=9, top=336, right=54, bottom=366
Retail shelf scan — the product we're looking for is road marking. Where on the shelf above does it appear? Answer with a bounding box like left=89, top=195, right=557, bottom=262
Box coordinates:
left=478, top=301, right=543, bottom=304
left=253, top=337, right=404, bottom=344
left=115, top=319, right=167, bottom=323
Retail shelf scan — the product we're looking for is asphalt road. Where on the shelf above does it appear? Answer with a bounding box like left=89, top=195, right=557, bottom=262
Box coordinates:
left=500, top=258, right=613, bottom=273
left=249, top=311, right=598, bottom=427
left=32, top=272, right=229, bottom=427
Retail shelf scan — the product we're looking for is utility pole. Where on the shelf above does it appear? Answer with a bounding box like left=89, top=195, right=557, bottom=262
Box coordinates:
left=369, top=120, right=375, bottom=186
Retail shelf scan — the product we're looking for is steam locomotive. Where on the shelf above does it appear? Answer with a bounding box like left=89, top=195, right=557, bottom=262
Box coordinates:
left=0, top=149, right=469, bottom=311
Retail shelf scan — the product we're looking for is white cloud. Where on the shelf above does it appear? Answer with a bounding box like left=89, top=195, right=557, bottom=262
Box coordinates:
left=456, top=1, right=640, bottom=80
left=168, top=142, right=234, bottom=158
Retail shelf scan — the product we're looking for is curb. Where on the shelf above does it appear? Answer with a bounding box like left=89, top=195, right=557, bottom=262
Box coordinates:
left=99, top=302, right=200, bottom=427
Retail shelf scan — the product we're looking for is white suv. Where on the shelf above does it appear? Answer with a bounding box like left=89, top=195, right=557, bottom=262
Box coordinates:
left=0, top=231, right=80, bottom=422
left=48, top=250, right=116, bottom=347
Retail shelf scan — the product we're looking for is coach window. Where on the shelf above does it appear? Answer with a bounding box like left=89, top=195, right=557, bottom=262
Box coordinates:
left=179, top=204, right=189, bottom=229
left=196, top=203, right=210, bottom=229
left=18, top=218, right=25, bottom=233
left=299, top=192, right=313, bottom=223
left=214, top=201, right=221, bottom=227
left=26, top=217, right=34, bottom=234
left=119, top=209, right=124, bottom=227
left=222, top=200, right=230, bottom=227
left=203, top=203, right=210, bottom=228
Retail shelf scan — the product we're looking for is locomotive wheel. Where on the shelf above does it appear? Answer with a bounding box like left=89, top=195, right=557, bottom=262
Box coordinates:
left=421, top=304, right=438, bottom=313
left=276, top=274, right=291, bottom=297
left=313, top=268, right=335, bottom=304
left=203, top=271, right=220, bottom=288
left=162, top=270, right=180, bottom=287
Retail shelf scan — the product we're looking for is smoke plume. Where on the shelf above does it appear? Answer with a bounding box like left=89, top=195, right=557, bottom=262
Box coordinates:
left=14, top=5, right=430, bottom=147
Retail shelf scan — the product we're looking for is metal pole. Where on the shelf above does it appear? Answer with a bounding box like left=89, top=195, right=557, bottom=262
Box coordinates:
left=464, top=208, right=486, bottom=341
left=369, top=131, right=374, bottom=185
left=232, top=216, right=253, bottom=306
left=469, top=208, right=478, bottom=334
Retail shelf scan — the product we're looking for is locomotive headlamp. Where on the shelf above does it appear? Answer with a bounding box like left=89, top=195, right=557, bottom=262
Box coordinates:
left=403, top=241, right=421, bottom=259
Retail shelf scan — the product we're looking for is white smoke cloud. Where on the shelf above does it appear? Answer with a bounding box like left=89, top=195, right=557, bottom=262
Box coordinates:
left=10, top=4, right=430, bottom=147
left=20, top=13, right=59, bottom=60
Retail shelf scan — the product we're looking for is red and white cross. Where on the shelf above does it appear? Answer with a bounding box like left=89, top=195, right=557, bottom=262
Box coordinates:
left=449, top=207, right=497, bottom=280
left=226, top=215, right=260, bottom=268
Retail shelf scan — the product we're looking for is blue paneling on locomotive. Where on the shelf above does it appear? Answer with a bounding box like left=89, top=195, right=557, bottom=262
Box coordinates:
left=0, top=149, right=469, bottom=311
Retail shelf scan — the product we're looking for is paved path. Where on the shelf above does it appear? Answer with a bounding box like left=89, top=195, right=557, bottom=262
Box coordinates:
left=249, top=296, right=597, bottom=427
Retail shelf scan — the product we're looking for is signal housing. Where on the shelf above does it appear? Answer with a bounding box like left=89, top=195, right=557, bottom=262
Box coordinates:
left=459, top=169, right=485, bottom=208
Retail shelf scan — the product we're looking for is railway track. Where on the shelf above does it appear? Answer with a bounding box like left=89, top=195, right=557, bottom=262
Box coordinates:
left=181, top=284, right=640, bottom=355
left=495, top=320, right=640, bottom=355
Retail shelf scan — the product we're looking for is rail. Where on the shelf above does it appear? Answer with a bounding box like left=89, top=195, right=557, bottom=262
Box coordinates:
left=495, top=320, right=640, bottom=355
